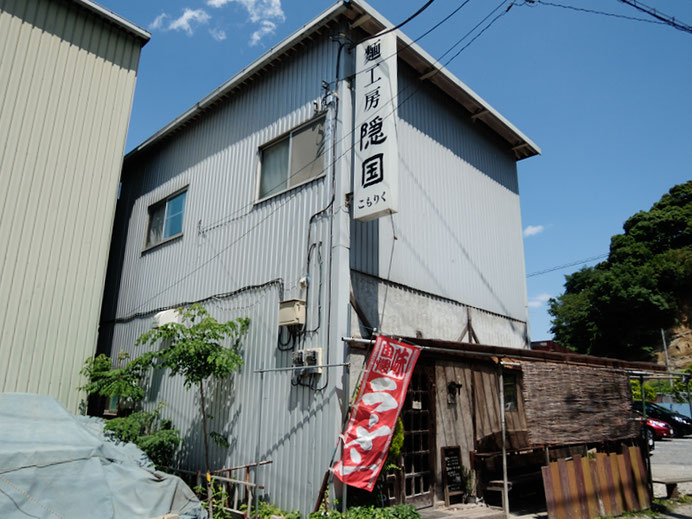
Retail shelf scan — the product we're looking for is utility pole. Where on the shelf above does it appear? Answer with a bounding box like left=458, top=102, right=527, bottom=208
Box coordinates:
left=661, top=329, right=673, bottom=392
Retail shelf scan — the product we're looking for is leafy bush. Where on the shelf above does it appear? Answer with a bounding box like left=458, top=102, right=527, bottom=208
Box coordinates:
left=103, top=404, right=181, bottom=468
left=308, top=504, right=419, bottom=519
left=240, top=500, right=301, bottom=519
left=79, top=352, right=154, bottom=404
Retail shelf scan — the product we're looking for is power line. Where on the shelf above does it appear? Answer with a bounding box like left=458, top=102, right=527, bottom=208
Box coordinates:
left=617, top=0, right=692, bottom=34
left=522, top=0, right=667, bottom=26
left=353, top=0, right=437, bottom=46
left=201, top=0, right=478, bottom=232
left=122, top=1, right=517, bottom=316
left=527, top=253, right=608, bottom=278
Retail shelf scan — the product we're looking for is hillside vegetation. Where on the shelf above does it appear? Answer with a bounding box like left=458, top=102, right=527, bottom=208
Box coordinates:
left=549, top=181, right=692, bottom=361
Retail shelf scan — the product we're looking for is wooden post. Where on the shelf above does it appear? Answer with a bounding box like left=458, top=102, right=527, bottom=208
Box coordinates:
left=498, top=364, right=509, bottom=517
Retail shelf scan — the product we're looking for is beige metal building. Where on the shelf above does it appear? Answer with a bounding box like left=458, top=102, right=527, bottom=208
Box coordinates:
left=0, top=0, right=149, bottom=411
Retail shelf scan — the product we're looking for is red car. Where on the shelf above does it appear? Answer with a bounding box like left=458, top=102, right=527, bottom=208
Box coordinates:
left=646, top=417, right=674, bottom=440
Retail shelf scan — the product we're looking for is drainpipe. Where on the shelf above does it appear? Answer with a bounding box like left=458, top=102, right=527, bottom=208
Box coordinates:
left=328, top=38, right=353, bottom=508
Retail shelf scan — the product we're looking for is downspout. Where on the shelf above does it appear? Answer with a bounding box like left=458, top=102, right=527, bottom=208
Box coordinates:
left=327, top=36, right=353, bottom=506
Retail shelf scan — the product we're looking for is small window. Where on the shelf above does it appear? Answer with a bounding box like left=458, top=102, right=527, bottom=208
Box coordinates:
left=503, top=372, right=518, bottom=411
left=146, top=189, right=187, bottom=248
left=258, top=116, right=326, bottom=200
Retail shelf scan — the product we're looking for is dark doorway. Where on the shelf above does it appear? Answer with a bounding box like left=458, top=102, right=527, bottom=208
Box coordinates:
left=387, top=366, right=436, bottom=508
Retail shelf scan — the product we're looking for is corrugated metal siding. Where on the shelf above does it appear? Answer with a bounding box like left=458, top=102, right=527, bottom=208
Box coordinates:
left=104, top=33, right=344, bottom=513
left=349, top=270, right=527, bottom=348
left=352, top=61, right=529, bottom=324
left=0, top=0, right=142, bottom=412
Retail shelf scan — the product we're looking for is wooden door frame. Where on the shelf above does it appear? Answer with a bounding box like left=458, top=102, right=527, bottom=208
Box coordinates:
left=395, top=363, right=437, bottom=509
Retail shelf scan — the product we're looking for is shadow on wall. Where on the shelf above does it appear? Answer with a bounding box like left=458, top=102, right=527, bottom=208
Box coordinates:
left=397, top=62, right=518, bottom=194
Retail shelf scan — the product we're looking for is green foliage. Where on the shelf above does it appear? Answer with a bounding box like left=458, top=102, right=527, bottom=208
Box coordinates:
left=549, top=181, right=692, bottom=360
left=79, top=352, right=155, bottom=403
left=630, top=380, right=657, bottom=403
left=645, top=365, right=692, bottom=403
left=79, top=303, right=249, bottom=474
left=384, top=418, right=404, bottom=471
left=136, top=303, right=249, bottom=389
left=241, top=500, right=301, bottom=519
left=194, top=482, right=234, bottom=519
left=307, top=504, right=419, bottom=519
left=209, top=431, right=229, bottom=448
left=136, top=427, right=181, bottom=468
left=104, top=404, right=181, bottom=468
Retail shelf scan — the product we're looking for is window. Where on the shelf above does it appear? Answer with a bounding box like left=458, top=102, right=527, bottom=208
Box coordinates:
left=503, top=372, right=519, bottom=411
left=258, top=116, right=326, bottom=200
left=146, top=189, right=187, bottom=248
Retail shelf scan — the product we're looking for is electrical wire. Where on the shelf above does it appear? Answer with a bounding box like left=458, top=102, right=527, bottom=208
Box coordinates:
left=352, top=0, right=437, bottom=47
left=521, top=0, right=666, bottom=26
left=526, top=253, right=608, bottom=278
left=119, top=1, right=518, bottom=319
left=617, top=0, right=692, bottom=34
left=199, top=0, right=477, bottom=234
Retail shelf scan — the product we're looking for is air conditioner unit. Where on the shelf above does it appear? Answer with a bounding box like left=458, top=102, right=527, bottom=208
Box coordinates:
left=279, top=299, right=306, bottom=326
left=153, top=309, right=181, bottom=328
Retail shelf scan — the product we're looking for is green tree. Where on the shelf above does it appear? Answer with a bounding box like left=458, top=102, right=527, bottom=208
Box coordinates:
left=549, top=181, right=692, bottom=360
left=136, top=303, right=249, bottom=472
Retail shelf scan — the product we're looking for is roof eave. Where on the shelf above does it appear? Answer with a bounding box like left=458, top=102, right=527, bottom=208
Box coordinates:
left=126, top=0, right=540, bottom=161
left=71, top=0, right=150, bottom=43
left=346, top=0, right=540, bottom=160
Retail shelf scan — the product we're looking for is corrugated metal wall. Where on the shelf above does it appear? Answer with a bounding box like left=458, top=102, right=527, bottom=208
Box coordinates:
left=102, top=31, right=346, bottom=513
left=349, top=270, right=527, bottom=348
left=0, top=0, right=142, bottom=411
left=352, top=61, right=529, bottom=328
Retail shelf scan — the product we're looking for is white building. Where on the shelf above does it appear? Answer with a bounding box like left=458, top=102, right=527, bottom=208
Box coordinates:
left=99, top=0, right=539, bottom=512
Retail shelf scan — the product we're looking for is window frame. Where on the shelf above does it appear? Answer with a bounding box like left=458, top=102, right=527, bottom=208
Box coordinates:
left=503, top=371, right=520, bottom=412
left=143, top=186, right=189, bottom=252
left=255, top=113, right=328, bottom=203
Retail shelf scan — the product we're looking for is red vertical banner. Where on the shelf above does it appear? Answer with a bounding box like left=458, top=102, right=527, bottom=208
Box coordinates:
left=333, top=336, right=421, bottom=491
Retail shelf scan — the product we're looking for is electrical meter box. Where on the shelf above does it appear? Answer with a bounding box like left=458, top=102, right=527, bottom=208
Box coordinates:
left=278, top=299, right=306, bottom=326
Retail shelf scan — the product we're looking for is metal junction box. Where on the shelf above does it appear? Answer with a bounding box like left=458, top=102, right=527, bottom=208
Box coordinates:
left=278, top=299, right=306, bottom=326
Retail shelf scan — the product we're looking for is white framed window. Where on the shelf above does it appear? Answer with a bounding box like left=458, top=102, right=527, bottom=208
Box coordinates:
left=257, top=115, right=327, bottom=200
left=145, top=188, right=187, bottom=249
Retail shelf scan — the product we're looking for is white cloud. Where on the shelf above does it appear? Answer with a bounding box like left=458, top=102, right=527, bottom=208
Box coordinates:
left=209, top=28, right=227, bottom=41
left=523, top=224, right=545, bottom=237
left=207, top=0, right=283, bottom=45
left=250, top=20, right=277, bottom=46
left=168, top=8, right=211, bottom=36
left=528, top=293, right=552, bottom=308
left=207, top=0, right=284, bottom=23
left=149, top=13, right=168, bottom=31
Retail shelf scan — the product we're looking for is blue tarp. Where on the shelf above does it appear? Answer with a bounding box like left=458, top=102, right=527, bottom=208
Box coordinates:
left=0, top=393, right=207, bottom=519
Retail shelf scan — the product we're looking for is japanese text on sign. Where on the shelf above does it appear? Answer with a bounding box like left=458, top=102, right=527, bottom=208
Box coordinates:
left=332, top=336, right=420, bottom=491
left=353, top=33, right=398, bottom=222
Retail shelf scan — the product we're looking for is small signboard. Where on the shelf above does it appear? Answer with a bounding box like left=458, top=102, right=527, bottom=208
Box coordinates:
left=441, top=446, right=465, bottom=506
left=353, top=32, right=398, bottom=222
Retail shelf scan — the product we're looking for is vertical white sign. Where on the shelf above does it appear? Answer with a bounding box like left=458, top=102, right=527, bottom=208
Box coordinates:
left=353, top=33, right=398, bottom=222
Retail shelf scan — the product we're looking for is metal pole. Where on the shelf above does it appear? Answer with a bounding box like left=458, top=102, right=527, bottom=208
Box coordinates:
left=342, top=337, right=349, bottom=515
left=661, top=329, right=672, bottom=391
left=498, top=364, right=509, bottom=517
left=640, top=375, right=653, bottom=501
left=254, top=370, right=264, bottom=519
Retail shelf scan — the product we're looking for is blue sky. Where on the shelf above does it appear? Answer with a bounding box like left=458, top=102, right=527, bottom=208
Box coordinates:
left=100, top=0, right=692, bottom=341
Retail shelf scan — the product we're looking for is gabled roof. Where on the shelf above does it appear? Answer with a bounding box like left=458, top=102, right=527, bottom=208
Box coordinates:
left=127, top=0, right=539, bottom=160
